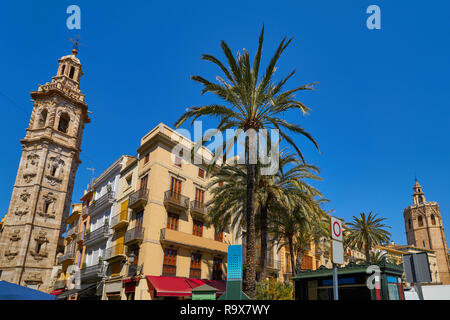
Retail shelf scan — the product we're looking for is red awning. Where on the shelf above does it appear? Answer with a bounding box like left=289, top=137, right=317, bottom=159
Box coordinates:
left=50, top=289, right=64, bottom=295
left=146, top=276, right=226, bottom=297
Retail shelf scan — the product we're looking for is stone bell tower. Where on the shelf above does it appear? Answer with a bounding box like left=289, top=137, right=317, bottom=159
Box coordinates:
left=403, top=179, right=450, bottom=284
left=0, top=48, right=90, bottom=291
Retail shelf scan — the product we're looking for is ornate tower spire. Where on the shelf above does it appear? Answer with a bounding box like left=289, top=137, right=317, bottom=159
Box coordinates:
left=413, top=178, right=426, bottom=205
left=0, top=48, right=90, bottom=291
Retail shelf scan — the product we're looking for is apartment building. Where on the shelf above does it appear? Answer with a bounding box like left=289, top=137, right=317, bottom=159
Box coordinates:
left=112, top=123, right=231, bottom=300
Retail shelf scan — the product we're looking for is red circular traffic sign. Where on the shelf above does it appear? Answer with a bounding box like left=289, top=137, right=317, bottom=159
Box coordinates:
left=332, top=221, right=341, bottom=237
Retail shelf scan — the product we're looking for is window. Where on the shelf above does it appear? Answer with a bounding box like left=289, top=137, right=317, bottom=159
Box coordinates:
left=198, top=168, right=205, bottom=178
left=174, top=156, right=182, bottom=167
left=418, top=195, right=423, bottom=204
left=408, top=219, right=411, bottom=229
left=36, top=243, right=42, bottom=254
left=140, top=175, right=148, bottom=190
left=431, top=214, right=436, bottom=225
left=50, top=165, right=57, bottom=177
left=38, top=109, right=47, bottom=128
left=144, top=153, right=149, bottom=164
left=190, top=253, right=202, bottom=279
left=58, top=113, right=70, bottom=133
left=195, top=188, right=205, bottom=205
left=214, top=230, right=223, bottom=242
left=44, top=202, right=50, bottom=214
left=163, top=248, right=177, bottom=277
left=69, top=66, right=75, bottom=79
left=167, top=213, right=179, bottom=230
left=418, top=216, right=424, bottom=227
left=170, top=177, right=182, bottom=195
left=212, top=257, right=223, bottom=280
left=125, top=175, right=132, bottom=188
left=193, top=220, right=203, bottom=237
left=61, top=64, right=66, bottom=76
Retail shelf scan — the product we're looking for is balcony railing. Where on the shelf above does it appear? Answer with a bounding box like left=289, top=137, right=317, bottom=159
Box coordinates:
left=88, top=192, right=115, bottom=216
left=164, top=190, right=189, bottom=210
left=124, top=226, right=145, bottom=245
left=162, top=264, right=176, bottom=277
left=104, top=244, right=126, bottom=261
left=84, top=225, right=110, bottom=246
left=111, top=211, right=129, bottom=229
left=53, top=280, right=66, bottom=290
left=76, top=232, right=85, bottom=243
left=57, top=249, right=76, bottom=264
left=190, top=200, right=206, bottom=216
left=129, top=188, right=149, bottom=210
left=266, top=258, right=281, bottom=270
left=80, top=264, right=104, bottom=280
left=189, top=268, right=201, bottom=279
left=65, top=226, right=77, bottom=238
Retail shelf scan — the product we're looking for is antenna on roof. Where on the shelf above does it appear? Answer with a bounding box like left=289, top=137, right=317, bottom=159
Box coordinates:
left=87, top=167, right=95, bottom=186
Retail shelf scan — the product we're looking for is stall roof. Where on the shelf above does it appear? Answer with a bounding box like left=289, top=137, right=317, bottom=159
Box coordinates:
left=0, top=281, right=56, bottom=300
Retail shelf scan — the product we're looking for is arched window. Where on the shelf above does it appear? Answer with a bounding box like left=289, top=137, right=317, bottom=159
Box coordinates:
left=418, top=195, right=423, bottom=204
left=431, top=214, right=436, bottom=225
left=408, top=219, right=412, bottom=229
left=418, top=216, right=424, bottom=227
left=58, top=113, right=70, bottom=133
left=69, top=66, right=75, bottom=79
left=38, top=109, right=47, bottom=128
left=50, top=165, right=57, bottom=177
left=61, top=64, right=66, bottom=76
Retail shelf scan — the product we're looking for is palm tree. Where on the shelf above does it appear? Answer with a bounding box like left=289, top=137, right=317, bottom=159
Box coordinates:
left=257, top=151, right=322, bottom=278
left=346, top=212, right=391, bottom=263
left=293, top=211, right=329, bottom=273
left=175, top=26, right=319, bottom=297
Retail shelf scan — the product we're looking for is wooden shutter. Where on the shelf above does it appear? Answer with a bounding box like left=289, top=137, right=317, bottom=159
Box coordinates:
left=167, top=213, right=179, bottom=230
left=140, top=175, right=148, bottom=190
left=193, top=220, right=203, bottom=237
left=195, top=188, right=205, bottom=204
left=120, top=200, right=128, bottom=220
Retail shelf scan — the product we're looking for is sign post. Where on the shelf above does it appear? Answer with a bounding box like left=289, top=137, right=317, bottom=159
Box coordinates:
left=403, top=252, right=431, bottom=300
left=330, top=216, right=344, bottom=300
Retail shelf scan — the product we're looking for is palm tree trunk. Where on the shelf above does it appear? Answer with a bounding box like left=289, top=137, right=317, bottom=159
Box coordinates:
left=259, top=202, right=269, bottom=280
left=365, top=238, right=371, bottom=264
left=288, top=236, right=296, bottom=275
left=243, top=162, right=257, bottom=298
left=295, top=249, right=304, bottom=274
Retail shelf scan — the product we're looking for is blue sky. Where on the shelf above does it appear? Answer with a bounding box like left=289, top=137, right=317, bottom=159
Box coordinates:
left=1, top=0, right=450, bottom=245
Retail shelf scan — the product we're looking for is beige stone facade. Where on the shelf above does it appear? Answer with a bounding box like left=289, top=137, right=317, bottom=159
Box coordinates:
left=403, top=180, right=450, bottom=284
left=0, top=49, right=89, bottom=292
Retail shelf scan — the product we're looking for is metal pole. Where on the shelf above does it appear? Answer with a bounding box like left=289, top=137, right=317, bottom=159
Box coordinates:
left=333, top=263, right=339, bottom=300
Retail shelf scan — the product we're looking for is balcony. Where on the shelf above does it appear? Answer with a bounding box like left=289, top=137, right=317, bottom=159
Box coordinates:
left=190, top=200, right=206, bottom=218
left=57, top=250, right=76, bottom=264
left=160, top=228, right=228, bottom=254
left=84, top=225, right=110, bottom=246
left=111, top=211, right=129, bottom=230
left=75, top=232, right=85, bottom=244
left=164, top=191, right=189, bottom=211
left=53, top=280, right=66, bottom=290
left=65, top=226, right=77, bottom=239
left=104, top=244, right=126, bottom=262
left=129, top=188, right=149, bottom=210
left=124, top=226, right=145, bottom=245
left=266, top=258, right=281, bottom=270
left=88, top=192, right=115, bottom=216
left=80, top=264, right=104, bottom=282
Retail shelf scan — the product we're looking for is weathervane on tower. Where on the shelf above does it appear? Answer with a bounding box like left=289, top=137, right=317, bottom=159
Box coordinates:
left=69, top=35, right=82, bottom=55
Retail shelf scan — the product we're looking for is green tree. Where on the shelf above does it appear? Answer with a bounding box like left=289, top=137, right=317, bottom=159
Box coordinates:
left=175, top=27, right=319, bottom=297
left=255, top=277, right=293, bottom=300
left=346, top=212, right=391, bottom=263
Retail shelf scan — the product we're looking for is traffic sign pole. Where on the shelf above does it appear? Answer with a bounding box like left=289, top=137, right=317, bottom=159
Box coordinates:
left=333, top=263, right=339, bottom=300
